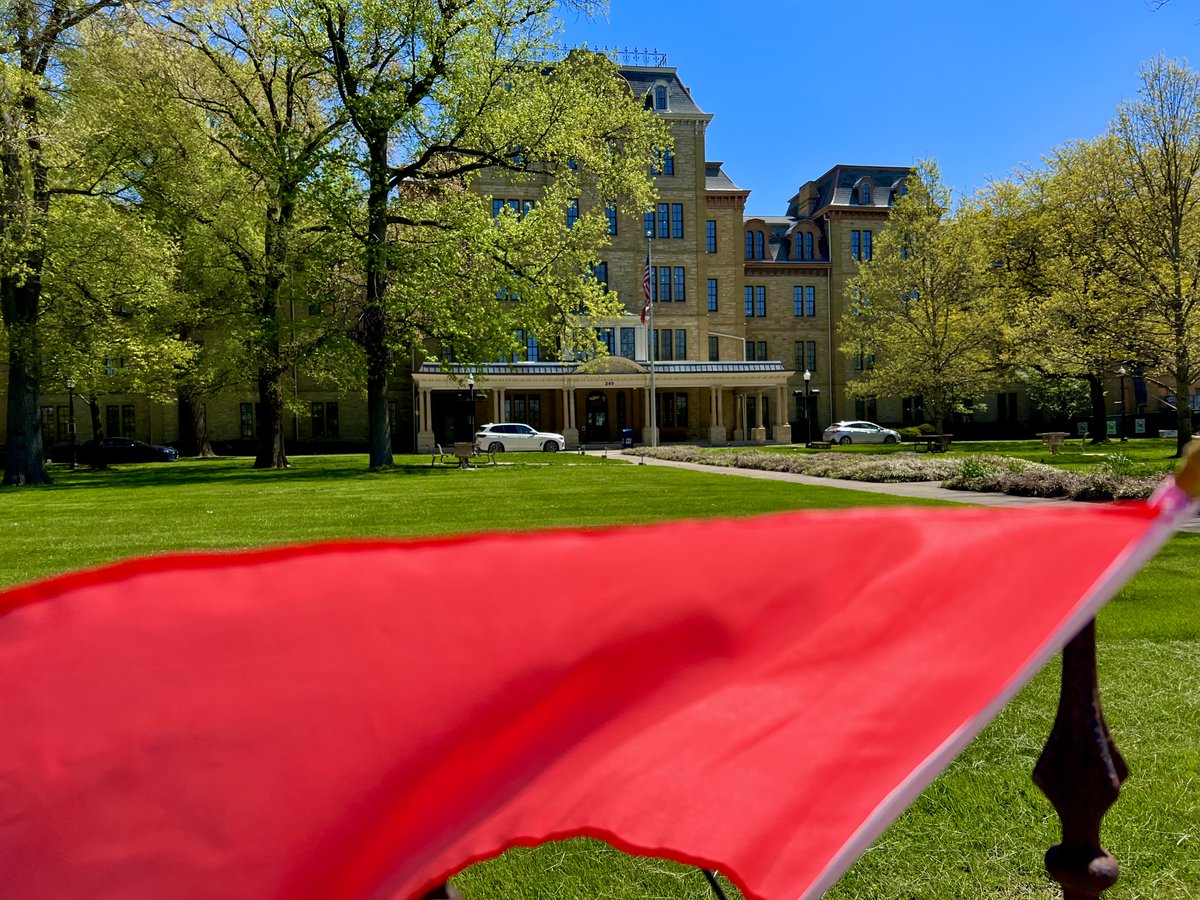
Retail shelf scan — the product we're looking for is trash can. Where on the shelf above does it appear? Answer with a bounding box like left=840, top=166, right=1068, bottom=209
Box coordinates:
left=621, top=428, right=634, bottom=449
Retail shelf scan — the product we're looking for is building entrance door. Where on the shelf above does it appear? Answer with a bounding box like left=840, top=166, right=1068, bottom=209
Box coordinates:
left=585, top=392, right=610, bottom=442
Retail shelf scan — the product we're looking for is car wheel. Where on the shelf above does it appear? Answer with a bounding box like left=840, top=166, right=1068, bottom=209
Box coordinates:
left=488, top=441, right=504, bottom=453
left=839, top=435, right=852, bottom=445
left=543, top=441, right=559, bottom=452
left=884, top=435, right=897, bottom=444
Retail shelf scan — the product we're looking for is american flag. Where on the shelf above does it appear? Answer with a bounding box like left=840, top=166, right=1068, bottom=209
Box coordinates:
left=641, top=250, right=651, bottom=324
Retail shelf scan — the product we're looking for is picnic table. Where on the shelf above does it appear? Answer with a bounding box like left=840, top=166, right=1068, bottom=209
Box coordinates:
left=1036, top=432, right=1071, bottom=455
left=913, top=434, right=953, bottom=453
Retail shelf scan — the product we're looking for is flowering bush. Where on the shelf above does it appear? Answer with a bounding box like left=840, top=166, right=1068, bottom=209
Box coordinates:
left=623, top=446, right=1161, bottom=501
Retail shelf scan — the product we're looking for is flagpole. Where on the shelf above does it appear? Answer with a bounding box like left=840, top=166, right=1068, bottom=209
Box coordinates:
left=646, top=226, right=657, bottom=448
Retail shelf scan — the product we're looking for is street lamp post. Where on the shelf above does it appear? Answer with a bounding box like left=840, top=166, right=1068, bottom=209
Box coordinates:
left=467, top=372, right=476, bottom=442
left=1117, top=366, right=1128, bottom=442
left=66, top=379, right=78, bottom=470
left=803, top=369, right=813, bottom=447
left=646, top=225, right=657, bottom=448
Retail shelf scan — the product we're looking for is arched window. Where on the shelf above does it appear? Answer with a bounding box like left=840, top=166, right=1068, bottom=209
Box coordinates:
left=754, top=231, right=764, bottom=259
left=654, top=85, right=667, bottom=110
left=804, top=231, right=814, bottom=260
left=860, top=183, right=871, bottom=204
left=745, top=231, right=754, bottom=259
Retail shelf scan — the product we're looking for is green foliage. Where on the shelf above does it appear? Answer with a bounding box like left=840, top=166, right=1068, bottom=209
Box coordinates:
left=840, top=161, right=1001, bottom=433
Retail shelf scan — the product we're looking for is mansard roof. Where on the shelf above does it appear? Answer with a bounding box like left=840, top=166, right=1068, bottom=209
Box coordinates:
left=705, top=162, right=745, bottom=193
left=786, top=165, right=911, bottom=219
left=618, top=66, right=710, bottom=118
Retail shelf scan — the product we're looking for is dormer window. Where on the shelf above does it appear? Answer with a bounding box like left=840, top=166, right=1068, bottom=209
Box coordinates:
left=654, top=85, right=667, bottom=110
left=744, top=229, right=765, bottom=260
left=890, top=180, right=908, bottom=205
left=792, top=230, right=814, bottom=261
left=860, top=183, right=871, bottom=204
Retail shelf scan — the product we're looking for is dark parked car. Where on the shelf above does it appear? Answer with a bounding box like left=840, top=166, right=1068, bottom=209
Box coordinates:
left=49, top=437, right=179, bottom=464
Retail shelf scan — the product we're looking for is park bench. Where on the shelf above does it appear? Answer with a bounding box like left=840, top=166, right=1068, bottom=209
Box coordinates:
left=1037, top=431, right=1071, bottom=455
left=913, top=433, right=953, bottom=452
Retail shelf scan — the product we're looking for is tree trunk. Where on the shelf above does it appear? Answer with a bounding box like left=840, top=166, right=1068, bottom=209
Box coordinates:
left=253, top=370, right=288, bottom=468
left=177, top=395, right=216, bottom=458
left=86, top=395, right=108, bottom=470
left=1086, top=373, right=1110, bottom=444
left=363, top=135, right=393, bottom=470
left=2, top=320, right=50, bottom=485
left=1173, top=365, right=1192, bottom=458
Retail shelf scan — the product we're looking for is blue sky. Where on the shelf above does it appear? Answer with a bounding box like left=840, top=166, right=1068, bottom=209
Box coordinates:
left=556, top=1, right=1199, bottom=215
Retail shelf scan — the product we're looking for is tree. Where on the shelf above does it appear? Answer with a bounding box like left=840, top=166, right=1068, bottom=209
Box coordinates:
left=840, top=161, right=999, bottom=434
left=2, top=0, right=126, bottom=485
left=283, top=0, right=664, bottom=468
left=984, top=139, right=1150, bottom=442
left=1100, top=56, right=1200, bottom=456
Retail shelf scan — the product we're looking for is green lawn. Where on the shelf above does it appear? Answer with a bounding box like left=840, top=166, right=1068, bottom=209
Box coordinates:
left=3, top=452, right=1196, bottom=899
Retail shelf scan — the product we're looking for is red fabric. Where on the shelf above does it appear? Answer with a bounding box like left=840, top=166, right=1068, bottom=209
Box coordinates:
left=0, top=503, right=1156, bottom=900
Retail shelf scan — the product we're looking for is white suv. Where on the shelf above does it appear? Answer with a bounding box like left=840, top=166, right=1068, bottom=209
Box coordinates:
left=475, top=423, right=565, bottom=453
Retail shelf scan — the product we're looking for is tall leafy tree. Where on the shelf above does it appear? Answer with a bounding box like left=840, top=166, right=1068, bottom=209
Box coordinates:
left=1100, top=56, right=1200, bottom=456
left=840, top=161, right=1000, bottom=434
left=985, top=140, right=1149, bottom=441
left=144, top=0, right=349, bottom=467
left=1, top=0, right=127, bottom=485
left=282, top=0, right=664, bottom=468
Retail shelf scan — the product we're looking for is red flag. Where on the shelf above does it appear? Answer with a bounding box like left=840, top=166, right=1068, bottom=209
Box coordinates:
left=640, top=251, right=651, bottom=324
left=0, top=502, right=1181, bottom=900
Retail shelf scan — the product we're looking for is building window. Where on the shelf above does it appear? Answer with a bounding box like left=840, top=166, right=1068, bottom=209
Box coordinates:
left=794, top=285, right=815, bottom=316
left=804, top=231, right=814, bottom=260
left=806, top=341, right=817, bottom=373
left=745, top=231, right=754, bottom=259
left=644, top=210, right=654, bottom=237
left=755, top=231, right=764, bottom=259
left=657, top=328, right=676, bottom=362
left=105, top=404, right=135, bottom=439
left=40, top=406, right=54, bottom=443
left=862, top=229, right=872, bottom=260
left=311, top=401, right=339, bottom=438
left=492, top=198, right=531, bottom=220
left=675, top=329, right=687, bottom=360
left=855, top=398, right=877, bottom=420
left=793, top=341, right=805, bottom=371
left=654, top=85, right=667, bottom=110
left=745, top=342, right=755, bottom=361
left=670, top=203, right=683, bottom=238
left=597, top=327, right=615, bottom=355
left=591, top=261, right=608, bottom=292
left=860, top=183, right=871, bottom=204
left=605, top=202, right=617, bottom=235
left=239, top=402, right=254, bottom=439
left=659, top=266, right=671, bottom=302
left=709, top=336, right=719, bottom=361
left=525, top=332, right=540, bottom=362
left=673, top=266, right=685, bottom=301
left=756, top=341, right=767, bottom=361
left=651, top=147, right=675, bottom=176
left=55, top=405, right=70, bottom=443
left=851, top=230, right=860, bottom=260
left=566, top=198, right=579, bottom=229
left=505, top=394, right=542, bottom=428
left=706, top=220, right=717, bottom=253
left=657, top=202, right=669, bottom=237
left=707, top=278, right=718, bottom=312
left=793, top=287, right=804, bottom=317
left=744, top=285, right=765, bottom=317
left=620, top=327, right=636, bottom=359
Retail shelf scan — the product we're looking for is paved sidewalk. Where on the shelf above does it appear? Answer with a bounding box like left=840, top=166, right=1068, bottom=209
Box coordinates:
left=599, top=451, right=1200, bottom=533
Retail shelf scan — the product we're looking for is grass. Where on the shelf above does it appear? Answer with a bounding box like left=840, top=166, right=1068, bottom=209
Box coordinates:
left=3, top=451, right=1197, bottom=899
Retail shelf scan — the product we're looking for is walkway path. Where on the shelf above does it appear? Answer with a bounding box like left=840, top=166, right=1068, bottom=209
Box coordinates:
left=602, top=451, right=1200, bottom=534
